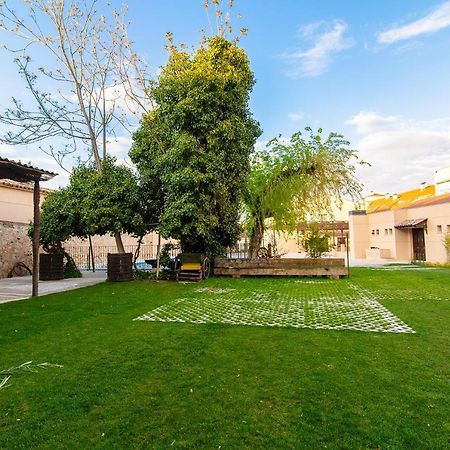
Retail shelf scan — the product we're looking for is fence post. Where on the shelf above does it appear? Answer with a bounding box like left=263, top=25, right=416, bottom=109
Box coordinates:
left=156, top=233, right=161, bottom=279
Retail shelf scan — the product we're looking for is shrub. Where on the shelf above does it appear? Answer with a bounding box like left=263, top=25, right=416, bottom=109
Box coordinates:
left=302, top=226, right=333, bottom=258
left=443, top=233, right=450, bottom=261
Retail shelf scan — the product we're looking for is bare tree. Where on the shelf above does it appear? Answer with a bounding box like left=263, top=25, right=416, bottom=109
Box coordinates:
left=0, top=0, right=144, bottom=251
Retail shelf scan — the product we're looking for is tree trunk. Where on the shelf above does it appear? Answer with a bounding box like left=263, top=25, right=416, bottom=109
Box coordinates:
left=88, top=235, right=95, bottom=272
left=114, top=231, right=125, bottom=253
left=248, top=218, right=264, bottom=259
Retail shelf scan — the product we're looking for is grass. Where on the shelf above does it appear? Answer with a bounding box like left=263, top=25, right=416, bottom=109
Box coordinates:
left=1, top=268, right=449, bottom=449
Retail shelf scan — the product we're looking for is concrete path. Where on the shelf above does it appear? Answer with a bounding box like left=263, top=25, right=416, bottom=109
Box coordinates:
left=0, top=271, right=107, bottom=304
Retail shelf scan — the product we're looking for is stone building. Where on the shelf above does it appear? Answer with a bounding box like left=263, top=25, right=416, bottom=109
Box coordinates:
left=0, top=179, right=51, bottom=278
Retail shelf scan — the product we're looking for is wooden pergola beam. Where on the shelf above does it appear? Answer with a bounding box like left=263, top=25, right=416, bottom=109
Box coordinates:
left=32, top=179, right=40, bottom=297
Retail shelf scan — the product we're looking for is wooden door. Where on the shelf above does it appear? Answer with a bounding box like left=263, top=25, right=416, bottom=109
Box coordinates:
left=412, top=228, right=426, bottom=261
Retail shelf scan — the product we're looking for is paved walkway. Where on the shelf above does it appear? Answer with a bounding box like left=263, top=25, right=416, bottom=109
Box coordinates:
left=0, top=271, right=107, bottom=304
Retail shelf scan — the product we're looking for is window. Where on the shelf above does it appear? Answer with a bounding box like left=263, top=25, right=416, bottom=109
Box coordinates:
left=384, top=229, right=388, bottom=235
left=437, top=225, right=442, bottom=234
left=447, top=225, right=450, bottom=233
left=371, top=230, right=375, bottom=235
left=376, top=229, right=379, bottom=235
left=389, top=228, right=393, bottom=235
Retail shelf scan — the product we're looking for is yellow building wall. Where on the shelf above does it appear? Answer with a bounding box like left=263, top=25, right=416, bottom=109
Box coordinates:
left=415, top=203, right=450, bottom=262
left=348, top=212, right=370, bottom=259
left=349, top=202, right=450, bottom=263
left=0, top=183, right=46, bottom=224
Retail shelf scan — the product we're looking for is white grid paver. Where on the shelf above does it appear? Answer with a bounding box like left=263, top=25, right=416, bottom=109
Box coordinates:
left=135, top=281, right=415, bottom=334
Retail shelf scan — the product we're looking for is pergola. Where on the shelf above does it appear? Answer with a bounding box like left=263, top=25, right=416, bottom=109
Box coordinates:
left=0, top=157, right=57, bottom=297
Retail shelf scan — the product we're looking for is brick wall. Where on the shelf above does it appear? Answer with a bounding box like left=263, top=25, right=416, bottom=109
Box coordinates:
left=0, top=221, right=32, bottom=278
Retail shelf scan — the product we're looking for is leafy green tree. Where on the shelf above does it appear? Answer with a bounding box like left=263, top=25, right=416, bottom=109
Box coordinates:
left=302, top=225, right=333, bottom=258
left=69, top=157, right=146, bottom=251
left=131, top=35, right=261, bottom=256
left=38, top=188, right=86, bottom=248
left=243, top=128, right=363, bottom=257
left=30, top=187, right=85, bottom=278
left=37, top=157, right=147, bottom=255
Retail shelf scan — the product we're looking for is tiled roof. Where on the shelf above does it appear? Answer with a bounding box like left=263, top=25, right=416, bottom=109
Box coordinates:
left=366, top=185, right=444, bottom=213
left=0, top=157, right=58, bottom=181
left=395, top=218, right=427, bottom=229
left=0, top=178, right=53, bottom=193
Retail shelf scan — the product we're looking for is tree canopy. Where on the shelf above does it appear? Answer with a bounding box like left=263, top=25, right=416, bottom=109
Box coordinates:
left=71, top=158, right=145, bottom=242
left=243, top=128, right=363, bottom=256
left=38, top=157, right=147, bottom=252
left=38, top=187, right=86, bottom=249
left=131, top=35, right=261, bottom=257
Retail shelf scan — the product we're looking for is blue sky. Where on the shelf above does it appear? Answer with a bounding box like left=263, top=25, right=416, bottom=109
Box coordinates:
left=1, top=0, right=450, bottom=195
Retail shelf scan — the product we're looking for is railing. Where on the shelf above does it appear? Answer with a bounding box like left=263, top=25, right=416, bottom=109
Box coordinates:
left=225, top=244, right=249, bottom=259
left=66, top=243, right=249, bottom=270
left=65, top=244, right=178, bottom=270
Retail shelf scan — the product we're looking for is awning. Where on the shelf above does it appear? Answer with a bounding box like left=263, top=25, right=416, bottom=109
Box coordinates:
left=395, top=218, right=427, bottom=229
left=0, top=157, right=57, bottom=182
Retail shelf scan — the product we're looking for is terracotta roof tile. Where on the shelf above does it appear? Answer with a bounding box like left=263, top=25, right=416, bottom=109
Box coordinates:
left=367, top=185, right=440, bottom=213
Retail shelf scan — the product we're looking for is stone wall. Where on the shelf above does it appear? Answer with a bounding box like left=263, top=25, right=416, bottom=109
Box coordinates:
left=0, top=221, right=32, bottom=278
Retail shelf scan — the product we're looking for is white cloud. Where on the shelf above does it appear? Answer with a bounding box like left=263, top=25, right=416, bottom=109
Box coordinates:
left=288, top=112, right=305, bottom=122
left=107, top=135, right=133, bottom=156
left=0, top=143, right=17, bottom=156
left=346, top=111, right=399, bottom=134
left=283, top=20, right=355, bottom=78
left=346, top=111, right=450, bottom=193
left=377, top=1, right=450, bottom=44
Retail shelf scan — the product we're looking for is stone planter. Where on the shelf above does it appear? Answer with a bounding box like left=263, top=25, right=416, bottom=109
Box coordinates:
left=107, top=253, right=133, bottom=282
left=39, top=253, right=64, bottom=281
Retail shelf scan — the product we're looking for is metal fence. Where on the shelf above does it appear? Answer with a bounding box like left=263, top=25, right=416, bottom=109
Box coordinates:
left=66, top=243, right=249, bottom=270
left=225, top=243, right=249, bottom=259
left=66, top=245, right=159, bottom=270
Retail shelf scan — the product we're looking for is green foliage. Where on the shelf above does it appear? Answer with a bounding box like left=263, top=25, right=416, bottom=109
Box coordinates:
left=37, top=157, right=146, bottom=248
left=70, top=157, right=146, bottom=238
left=159, top=243, right=177, bottom=273
left=133, top=270, right=153, bottom=281
left=131, top=35, right=261, bottom=257
left=302, top=226, right=333, bottom=258
left=64, top=257, right=82, bottom=278
left=243, top=128, right=363, bottom=255
left=443, top=233, right=450, bottom=261
left=33, top=188, right=86, bottom=247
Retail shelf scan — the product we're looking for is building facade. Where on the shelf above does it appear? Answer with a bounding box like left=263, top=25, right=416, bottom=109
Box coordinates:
left=0, top=179, right=51, bottom=277
left=349, top=166, right=450, bottom=263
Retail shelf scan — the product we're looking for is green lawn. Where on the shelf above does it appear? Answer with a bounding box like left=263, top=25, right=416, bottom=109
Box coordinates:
left=1, top=268, right=449, bottom=449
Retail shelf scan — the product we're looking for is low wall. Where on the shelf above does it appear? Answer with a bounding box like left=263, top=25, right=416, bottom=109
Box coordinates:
left=0, top=220, right=32, bottom=278
left=214, top=258, right=348, bottom=279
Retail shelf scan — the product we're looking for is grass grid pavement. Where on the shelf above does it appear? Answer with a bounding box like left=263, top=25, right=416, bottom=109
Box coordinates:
left=136, top=278, right=415, bottom=334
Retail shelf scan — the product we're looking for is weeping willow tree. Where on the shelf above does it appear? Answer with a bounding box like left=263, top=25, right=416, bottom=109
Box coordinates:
left=243, top=128, right=363, bottom=257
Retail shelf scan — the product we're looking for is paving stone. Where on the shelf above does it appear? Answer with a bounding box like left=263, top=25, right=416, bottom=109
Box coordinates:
left=136, top=281, right=415, bottom=334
